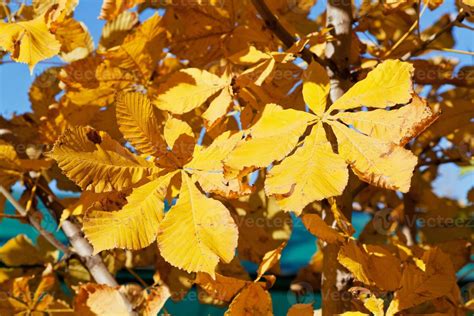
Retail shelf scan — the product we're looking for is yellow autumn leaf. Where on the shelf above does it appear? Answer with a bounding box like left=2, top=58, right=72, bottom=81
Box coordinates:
left=363, top=296, right=384, bottom=316
left=99, top=0, right=144, bottom=20
left=330, top=120, right=418, bottom=193
left=33, top=0, right=78, bottom=21
left=229, top=46, right=270, bottom=65
left=59, top=190, right=123, bottom=225
left=49, top=126, right=159, bottom=192
left=256, top=242, right=286, bottom=281
left=240, top=58, right=276, bottom=86
left=153, top=68, right=230, bottom=114
left=186, top=131, right=248, bottom=198
left=163, top=116, right=194, bottom=149
left=335, top=95, right=438, bottom=146
left=0, top=235, right=49, bottom=266
left=157, top=172, right=238, bottom=277
left=53, top=17, right=94, bottom=62
left=202, top=86, right=234, bottom=129
left=225, top=283, right=273, bottom=316
left=116, top=91, right=165, bottom=156
left=265, top=123, right=348, bottom=213
left=0, top=141, right=23, bottom=187
left=466, top=299, right=474, bottom=311
left=225, top=103, right=316, bottom=175
left=83, top=172, right=175, bottom=253
left=0, top=14, right=61, bottom=72
left=328, top=60, right=414, bottom=111
left=99, top=11, right=138, bottom=50
left=74, top=283, right=132, bottom=315
left=303, top=61, right=330, bottom=116
left=104, top=14, right=166, bottom=83
left=0, top=140, right=51, bottom=187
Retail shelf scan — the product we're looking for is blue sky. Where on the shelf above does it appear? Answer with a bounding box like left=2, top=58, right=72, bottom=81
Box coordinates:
left=0, top=0, right=472, bottom=201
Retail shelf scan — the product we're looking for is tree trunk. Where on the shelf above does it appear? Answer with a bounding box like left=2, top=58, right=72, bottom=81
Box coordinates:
left=321, top=1, right=353, bottom=315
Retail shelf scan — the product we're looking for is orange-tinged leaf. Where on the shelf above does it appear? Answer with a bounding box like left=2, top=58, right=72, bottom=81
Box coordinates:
left=338, top=241, right=373, bottom=286
left=338, top=242, right=402, bottom=291
left=142, top=286, right=170, bottom=316
left=330, top=120, right=417, bottom=193
left=104, top=14, right=166, bottom=83
left=386, top=248, right=458, bottom=315
left=335, top=95, right=439, bottom=146
left=53, top=17, right=94, bottom=62
left=287, top=304, right=314, bottom=316
left=195, top=273, right=249, bottom=303
left=302, top=213, right=346, bottom=244
left=99, top=11, right=138, bottom=50
left=225, top=283, right=272, bottom=316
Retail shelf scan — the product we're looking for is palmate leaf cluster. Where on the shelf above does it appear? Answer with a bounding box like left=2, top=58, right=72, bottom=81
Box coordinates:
left=0, top=0, right=473, bottom=315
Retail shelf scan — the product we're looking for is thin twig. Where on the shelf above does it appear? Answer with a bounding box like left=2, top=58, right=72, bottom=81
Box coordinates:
left=402, top=10, right=468, bottom=60
left=250, top=0, right=341, bottom=77
left=435, top=47, right=474, bottom=56
left=418, top=157, right=465, bottom=166
left=0, top=213, right=25, bottom=219
left=384, top=0, right=429, bottom=58
left=126, top=267, right=149, bottom=288
left=0, top=185, right=71, bottom=256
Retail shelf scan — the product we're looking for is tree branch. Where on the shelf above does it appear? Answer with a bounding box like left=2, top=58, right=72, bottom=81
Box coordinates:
left=23, top=175, right=122, bottom=288
left=251, top=0, right=341, bottom=76
left=324, top=0, right=353, bottom=102
left=418, top=157, right=465, bottom=166
left=402, top=10, right=468, bottom=60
